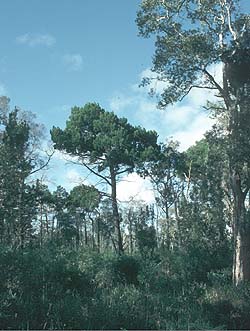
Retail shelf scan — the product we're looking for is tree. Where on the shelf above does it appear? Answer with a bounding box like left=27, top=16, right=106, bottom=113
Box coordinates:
left=140, top=140, right=185, bottom=248
left=52, top=185, right=69, bottom=242
left=34, top=180, right=54, bottom=245
left=51, top=103, right=159, bottom=254
left=0, top=109, right=33, bottom=247
left=137, top=0, right=250, bottom=284
left=178, top=135, right=232, bottom=278
left=0, top=99, right=52, bottom=248
left=68, top=184, right=100, bottom=247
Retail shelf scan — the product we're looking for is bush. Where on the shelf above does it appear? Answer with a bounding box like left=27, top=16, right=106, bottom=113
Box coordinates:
left=111, top=255, right=140, bottom=285
left=204, top=283, right=250, bottom=329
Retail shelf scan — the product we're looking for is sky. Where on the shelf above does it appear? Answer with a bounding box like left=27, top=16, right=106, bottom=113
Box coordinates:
left=0, top=0, right=250, bottom=202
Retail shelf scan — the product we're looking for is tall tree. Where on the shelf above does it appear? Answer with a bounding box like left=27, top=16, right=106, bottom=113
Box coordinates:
left=180, top=135, right=232, bottom=274
left=51, top=103, right=159, bottom=254
left=137, top=0, right=250, bottom=284
left=0, top=109, right=33, bottom=246
left=0, top=100, right=52, bottom=247
left=34, top=180, right=54, bottom=245
left=140, top=141, right=185, bottom=248
left=68, top=184, right=100, bottom=247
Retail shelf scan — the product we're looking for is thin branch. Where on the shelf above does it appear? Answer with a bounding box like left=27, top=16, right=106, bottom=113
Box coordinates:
left=116, top=167, right=134, bottom=176
left=179, top=84, right=217, bottom=102
left=29, top=151, right=54, bottom=175
left=79, top=160, right=112, bottom=186
left=202, top=68, right=231, bottom=108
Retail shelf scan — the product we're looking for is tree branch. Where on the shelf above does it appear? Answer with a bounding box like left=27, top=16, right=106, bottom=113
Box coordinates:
left=29, top=151, right=54, bottom=175
left=180, top=84, right=217, bottom=102
left=202, top=68, right=231, bottom=108
left=79, top=159, right=112, bottom=186
left=116, top=167, right=134, bottom=176
left=225, top=0, right=238, bottom=42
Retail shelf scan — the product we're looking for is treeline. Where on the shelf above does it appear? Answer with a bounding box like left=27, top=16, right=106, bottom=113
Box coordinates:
left=1, top=97, right=250, bottom=329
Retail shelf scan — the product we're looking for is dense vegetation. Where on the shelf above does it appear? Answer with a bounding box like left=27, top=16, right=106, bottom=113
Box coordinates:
left=1, top=0, right=250, bottom=329
left=0, top=99, right=249, bottom=330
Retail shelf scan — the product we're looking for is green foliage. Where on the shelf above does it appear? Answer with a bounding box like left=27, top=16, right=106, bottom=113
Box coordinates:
left=68, top=184, right=100, bottom=212
left=136, top=0, right=244, bottom=107
left=1, top=243, right=250, bottom=330
left=204, top=282, right=250, bottom=329
left=136, top=223, right=157, bottom=256
left=51, top=102, right=159, bottom=171
left=111, top=255, right=140, bottom=285
left=0, top=109, right=37, bottom=247
left=1, top=85, right=248, bottom=328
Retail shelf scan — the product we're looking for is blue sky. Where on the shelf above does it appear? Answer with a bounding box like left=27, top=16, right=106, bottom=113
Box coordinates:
left=1, top=0, right=250, bottom=199
left=0, top=0, right=153, bottom=129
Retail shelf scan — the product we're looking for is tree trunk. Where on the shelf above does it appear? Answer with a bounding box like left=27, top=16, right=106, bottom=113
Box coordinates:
left=223, top=57, right=250, bottom=284
left=97, top=217, right=100, bottom=253
left=91, top=217, right=95, bottom=249
left=110, top=166, right=123, bottom=254
left=40, top=203, right=43, bottom=246
left=233, top=227, right=250, bottom=284
left=128, top=208, right=133, bottom=254
left=232, top=175, right=250, bottom=284
left=174, top=199, right=181, bottom=248
left=84, top=217, right=88, bottom=246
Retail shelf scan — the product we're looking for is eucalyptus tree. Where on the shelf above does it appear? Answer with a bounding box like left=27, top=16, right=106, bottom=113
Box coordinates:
left=51, top=102, right=159, bottom=254
left=180, top=135, right=232, bottom=273
left=137, top=0, right=250, bottom=284
left=140, top=141, right=185, bottom=248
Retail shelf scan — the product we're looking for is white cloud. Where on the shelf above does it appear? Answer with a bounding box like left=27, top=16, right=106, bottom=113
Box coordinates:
left=60, top=168, right=90, bottom=191
left=63, top=54, right=83, bottom=71
left=66, top=169, right=83, bottom=185
left=107, top=68, right=218, bottom=203
left=16, top=33, right=56, bottom=47
left=117, top=173, right=154, bottom=204
left=173, top=112, right=214, bottom=151
left=109, top=93, right=134, bottom=113
left=132, top=68, right=168, bottom=95
left=109, top=65, right=221, bottom=150
left=53, top=150, right=79, bottom=163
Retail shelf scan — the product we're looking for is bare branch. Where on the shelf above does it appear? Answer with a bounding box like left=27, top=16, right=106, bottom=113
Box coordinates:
left=79, top=160, right=112, bottom=186
left=179, top=84, right=217, bottom=102
left=29, top=150, right=54, bottom=175
left=116, top=167, right=134, bottom=176
left=202, top=68, right=231, bottom=108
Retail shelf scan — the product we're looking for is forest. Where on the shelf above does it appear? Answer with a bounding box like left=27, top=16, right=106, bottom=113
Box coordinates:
left=0, top=0, right=250, bottom=329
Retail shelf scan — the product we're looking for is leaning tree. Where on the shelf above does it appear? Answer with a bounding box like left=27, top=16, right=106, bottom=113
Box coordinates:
left=51, top=102, right=159, bottom=254
left=137, top=0, right=250, bottom=284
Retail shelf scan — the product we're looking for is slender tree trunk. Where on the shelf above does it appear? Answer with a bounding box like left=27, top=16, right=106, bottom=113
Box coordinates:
left=40, top=203, right=43, bottom=246
left=45, top=212, right=49, bottom=236
left=128, top=208, right=133, bottom=254
left=91, top=216, right=95, bottom=249
left=51, top=215, right=55, bottom=239
left=97, top=217, right=100, bottom=253
left=110, top=165, right=123, bottom=254
left=174, top=199, right=181, bottom=248
left=76, top=222, right=80, bottom=248
left=84, top=215, right=88, bottom=246
left=165, top=204, right=171, bottom=250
